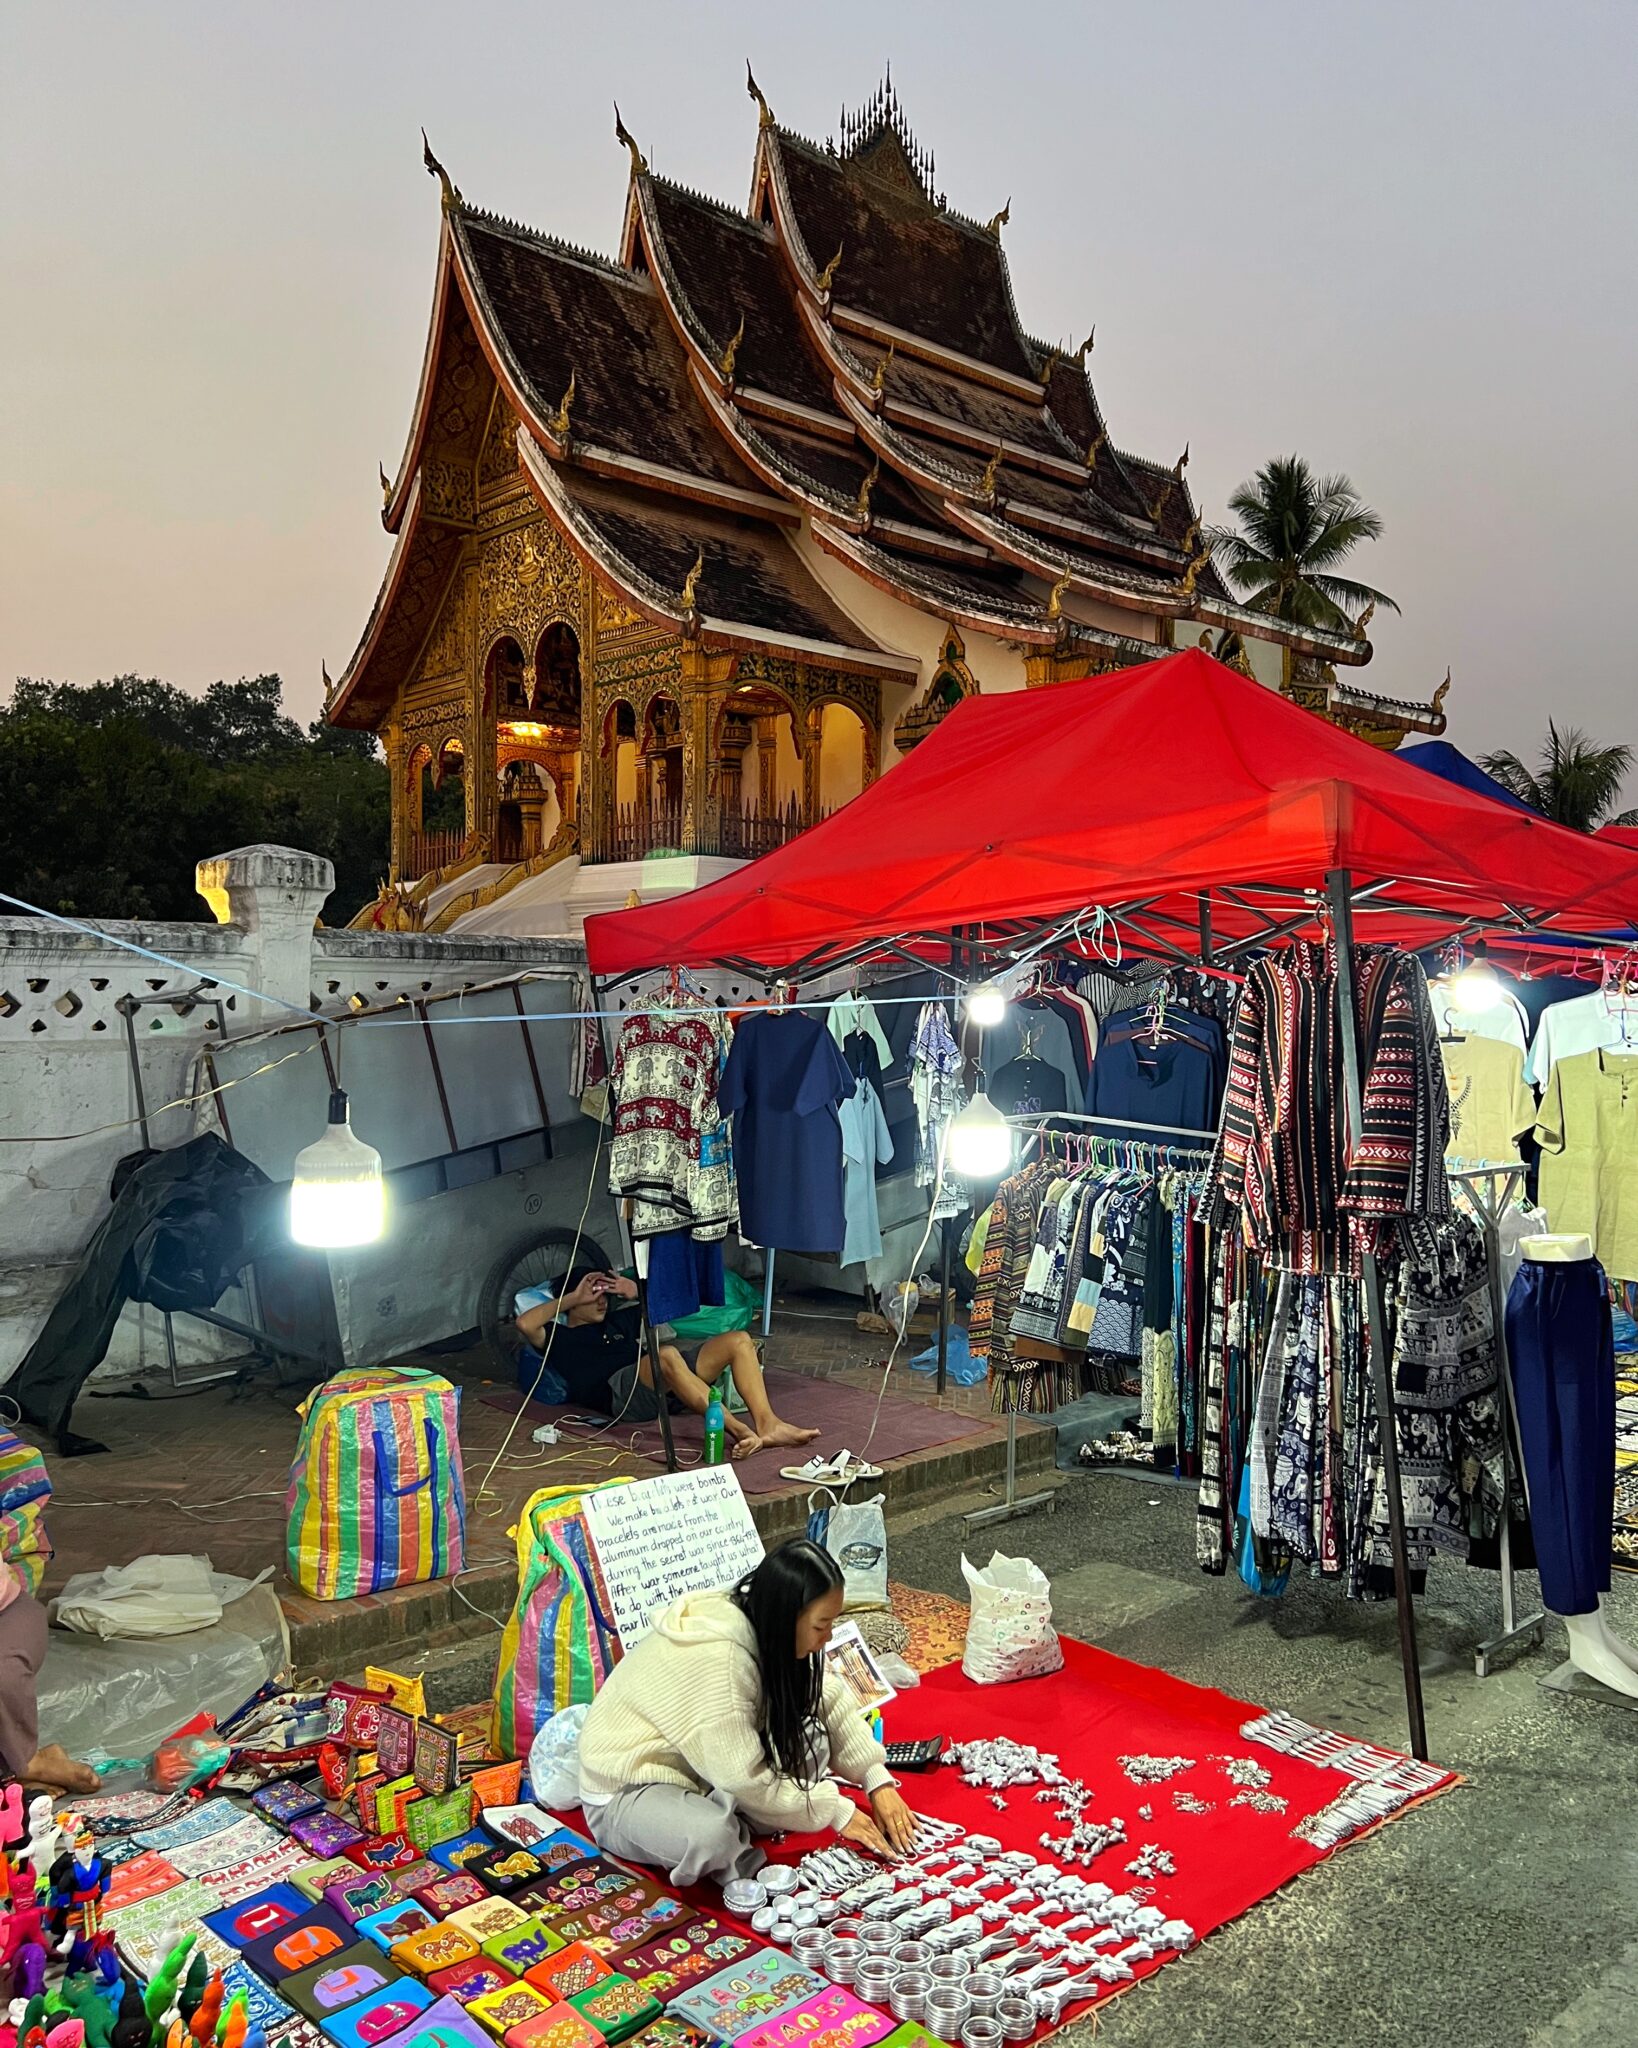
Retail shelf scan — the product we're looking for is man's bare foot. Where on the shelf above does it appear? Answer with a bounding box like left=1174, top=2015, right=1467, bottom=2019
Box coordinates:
left=24, top=1745, right=100, bottom=1795
left=730, top=1432, right=764, bottom=1462
left=759, top=1419, right=822, bottom=1450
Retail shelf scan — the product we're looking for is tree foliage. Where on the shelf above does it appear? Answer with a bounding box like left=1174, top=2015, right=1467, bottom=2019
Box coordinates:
left=1479, top=723, right=1638, bottom=834
left=0, top=673, right=388, bottom=923
left=1209, top=455, right=1398, bottom=633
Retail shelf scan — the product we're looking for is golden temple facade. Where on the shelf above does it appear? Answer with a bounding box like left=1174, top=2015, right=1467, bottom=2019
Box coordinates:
left=331, top=73, right=1445, bottom=918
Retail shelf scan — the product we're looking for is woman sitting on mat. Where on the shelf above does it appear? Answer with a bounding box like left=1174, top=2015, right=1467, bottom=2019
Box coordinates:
left=0, top=1559, right=100, bottom=1795
left=577, top=1539, right=918, bottom=1884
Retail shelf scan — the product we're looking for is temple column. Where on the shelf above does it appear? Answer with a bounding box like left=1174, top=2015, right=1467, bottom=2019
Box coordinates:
left=679, top=647, right=733, bottom=855
left=515, top=784, right=548, bottom=858
left=801, top=707, right=823, bottom=826
left=383, top=716, right=407, bottom=880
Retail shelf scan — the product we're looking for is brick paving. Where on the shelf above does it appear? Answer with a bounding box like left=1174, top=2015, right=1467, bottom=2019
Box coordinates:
left=36, top=1287, right=1042, bottom=1641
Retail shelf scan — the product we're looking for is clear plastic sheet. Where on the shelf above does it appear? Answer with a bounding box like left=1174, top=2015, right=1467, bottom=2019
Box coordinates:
left=37, top=1582, right=289, bottom=1765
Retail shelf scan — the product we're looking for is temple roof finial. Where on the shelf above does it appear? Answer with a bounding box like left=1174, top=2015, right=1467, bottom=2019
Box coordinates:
left=680, top=548, right=704, bottom=617
left=379, top=462, right=393, bottom=502
left=1045, top=563, right=1073, bottom=622
left=614, top=104, right=648, bottom=178
left=719, top=314, right=745, bottom=384
left=746, top=63, right=774, bottom=129
left=421, top=130, right=462, bottom=213
left=815, top=244, right=843, bottom=294
left=1076, top=327, right=1095, bottom=361
left=985, top=198, right=1011, bottom=238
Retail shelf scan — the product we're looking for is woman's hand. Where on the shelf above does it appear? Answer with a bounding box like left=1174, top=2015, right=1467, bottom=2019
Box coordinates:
left=838, top=1805, right=896, bottom=1859
left=869, top=1784, right=919, bottom=1857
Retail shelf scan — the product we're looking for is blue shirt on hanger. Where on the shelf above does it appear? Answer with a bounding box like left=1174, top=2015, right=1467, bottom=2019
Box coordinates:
left=720, top=1009, right=857, bottom=1253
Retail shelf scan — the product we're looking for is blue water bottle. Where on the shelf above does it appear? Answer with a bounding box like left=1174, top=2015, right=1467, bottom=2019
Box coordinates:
left=704, top=1391, right=727, bottom=1466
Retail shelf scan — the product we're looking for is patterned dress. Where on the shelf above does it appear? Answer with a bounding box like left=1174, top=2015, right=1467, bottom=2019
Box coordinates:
left=608, top=1008, right=735, bottom=1241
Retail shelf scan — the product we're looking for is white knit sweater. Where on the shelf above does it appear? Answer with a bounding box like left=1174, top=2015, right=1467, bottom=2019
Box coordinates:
left=576, top=1589, right=894, bottom=1833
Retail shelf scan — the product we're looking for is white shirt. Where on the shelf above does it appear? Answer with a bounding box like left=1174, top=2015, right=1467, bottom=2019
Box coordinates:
left=1524, top=989, right=1638, bottom=1087
left=827, top=993, right=893, bottom=1073
left=1427, top=981, right=1529, bottom=1056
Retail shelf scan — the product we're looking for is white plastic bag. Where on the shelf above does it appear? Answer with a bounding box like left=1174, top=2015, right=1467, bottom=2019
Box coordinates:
left=825, top=1494, right=889, bottom=1610
left=53, top=1555, right=272, bottom=1639
left=528, top=1704, right=591, bottom=1811
left=960, top=1550, right=1063, bottom=1684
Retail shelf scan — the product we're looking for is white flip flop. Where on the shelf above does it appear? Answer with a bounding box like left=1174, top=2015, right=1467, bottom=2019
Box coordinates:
left=780, top=1448, right=884, bottom=1484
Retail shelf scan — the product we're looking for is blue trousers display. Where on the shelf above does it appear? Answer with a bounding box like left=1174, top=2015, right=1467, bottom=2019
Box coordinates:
left=1504, top=1258, right=1615, bottom=1617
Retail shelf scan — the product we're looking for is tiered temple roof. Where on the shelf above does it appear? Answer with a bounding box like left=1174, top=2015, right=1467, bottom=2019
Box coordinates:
left=335, top=69, right=1443, bottom=739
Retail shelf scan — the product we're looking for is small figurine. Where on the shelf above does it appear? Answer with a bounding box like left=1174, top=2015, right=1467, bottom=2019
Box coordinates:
left=22, top=1805, right=65, bottom=1891
left=174, top=1957, right=209, bottom=2028
left=0, top=1786, right=25, bottom=1850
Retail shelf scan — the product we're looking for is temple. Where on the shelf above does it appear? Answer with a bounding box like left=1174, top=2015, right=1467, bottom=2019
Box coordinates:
left=331, top=71, right=1449, bottom=930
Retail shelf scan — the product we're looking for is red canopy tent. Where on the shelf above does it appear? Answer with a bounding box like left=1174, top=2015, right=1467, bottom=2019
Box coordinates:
left=583, top=650, right=1638, bottom=1763
left=585, top=647, right=1638, bottom=980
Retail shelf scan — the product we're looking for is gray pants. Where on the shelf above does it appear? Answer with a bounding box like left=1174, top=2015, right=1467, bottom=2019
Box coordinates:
left=588, top=1782, right=766, bottom=1887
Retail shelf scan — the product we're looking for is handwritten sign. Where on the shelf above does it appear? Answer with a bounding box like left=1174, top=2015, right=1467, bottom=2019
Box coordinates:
left=582, top=1468, right=765, bottom=1646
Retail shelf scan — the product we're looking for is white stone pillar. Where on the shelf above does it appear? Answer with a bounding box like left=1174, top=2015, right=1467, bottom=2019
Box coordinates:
left=195, top=845, right=334, bottom=1023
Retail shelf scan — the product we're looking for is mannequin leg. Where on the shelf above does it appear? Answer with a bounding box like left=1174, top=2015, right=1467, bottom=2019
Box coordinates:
left=1563, top=1610, right=1638, bottom=1696
left=1597, top=1596, right=1638, bottom=1673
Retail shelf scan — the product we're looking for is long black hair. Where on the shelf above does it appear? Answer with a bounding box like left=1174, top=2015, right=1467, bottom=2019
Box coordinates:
left=732, top=1539, right=844, bottom=1782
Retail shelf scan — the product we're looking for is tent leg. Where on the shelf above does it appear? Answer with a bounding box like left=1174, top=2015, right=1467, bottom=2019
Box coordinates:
left=762, top=1252, right=775, bottom=1336
left=592, top=977, right=677, bottom=1475
left=936, top=1221, right=951, bottom=1396
left=1326, top=869, right=1429, bottom=1762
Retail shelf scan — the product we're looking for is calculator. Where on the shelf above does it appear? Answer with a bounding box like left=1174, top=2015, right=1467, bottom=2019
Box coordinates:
left=883, top=1737, right=944, bottom=1771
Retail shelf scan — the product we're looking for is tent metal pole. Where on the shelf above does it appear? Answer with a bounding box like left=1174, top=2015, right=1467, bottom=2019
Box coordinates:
left=591, top=977, right=678, bottom=1475
left=1325, top=869, right=1429, bottom=1760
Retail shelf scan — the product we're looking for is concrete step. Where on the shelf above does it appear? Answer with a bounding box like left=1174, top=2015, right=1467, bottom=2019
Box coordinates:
left=283, top=1413, right=1057, bottom=1682
left=342, top=1614, right=504, bottom=1717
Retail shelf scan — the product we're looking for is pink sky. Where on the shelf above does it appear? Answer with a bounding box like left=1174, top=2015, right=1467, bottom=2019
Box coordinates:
left=3, top=0, right=1636, bottom=780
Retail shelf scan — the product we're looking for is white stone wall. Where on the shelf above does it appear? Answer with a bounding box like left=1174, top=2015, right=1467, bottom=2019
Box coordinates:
left=0, top=845, right=587, bottom=1385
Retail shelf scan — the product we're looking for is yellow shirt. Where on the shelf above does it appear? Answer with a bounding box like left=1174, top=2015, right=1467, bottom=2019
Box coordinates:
left=1440, top=1034, right=1535, bottom=1165
left=1534, top=1048, right=1638, bottom=1281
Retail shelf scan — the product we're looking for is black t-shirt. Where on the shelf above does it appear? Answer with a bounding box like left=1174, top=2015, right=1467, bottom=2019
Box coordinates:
left=547, top=1306, right=641, bottom=1411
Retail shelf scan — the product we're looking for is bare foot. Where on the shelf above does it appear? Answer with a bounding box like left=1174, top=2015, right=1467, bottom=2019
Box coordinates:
left=730, top=1432, right=765, bottom=1462
left=25, top=1745, right=100, bottom=1795
left=759, top=1419, right=822, bottom=1450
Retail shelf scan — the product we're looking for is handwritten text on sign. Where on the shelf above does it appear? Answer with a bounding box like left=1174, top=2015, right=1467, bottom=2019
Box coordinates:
left=582, top=1467, right=765, bottom=1645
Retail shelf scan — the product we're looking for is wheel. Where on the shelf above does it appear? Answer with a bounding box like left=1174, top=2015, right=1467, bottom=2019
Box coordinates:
left=476, top=1223, right=614, bottom=1374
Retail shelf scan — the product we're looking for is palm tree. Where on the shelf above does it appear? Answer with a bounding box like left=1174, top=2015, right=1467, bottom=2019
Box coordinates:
left=1209, top=455, right=1398, bottom=634
left=1478, top=724, right=1638, bottom=832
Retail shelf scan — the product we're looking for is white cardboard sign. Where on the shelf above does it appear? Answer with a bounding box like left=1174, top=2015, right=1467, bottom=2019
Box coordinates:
left=582, top=1466, right=765, bottom=1646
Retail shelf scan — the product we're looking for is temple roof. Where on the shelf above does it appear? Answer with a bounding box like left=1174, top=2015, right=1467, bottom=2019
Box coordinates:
left=338, top=78, right=1410, bottom=732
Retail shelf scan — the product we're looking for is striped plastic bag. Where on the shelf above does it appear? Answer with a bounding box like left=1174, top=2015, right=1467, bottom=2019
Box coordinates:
left=0, top=1427, right=53, bottom=1596
left=490, top=1482, right=630, bottom=1760
left=286, top=1368, right=466, bottom=1600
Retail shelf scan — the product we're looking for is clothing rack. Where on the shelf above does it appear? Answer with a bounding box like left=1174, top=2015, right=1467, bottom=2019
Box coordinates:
left=1447, top=1161, right=1549, bottom=1676
left=958, top=1108, right=1218, bottom=1531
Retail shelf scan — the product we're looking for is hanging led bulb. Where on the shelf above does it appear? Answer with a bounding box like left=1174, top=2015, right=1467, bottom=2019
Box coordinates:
left=1451, top=939, right=1500, bottom=1014
left=946, top=1089, right=1013, bottom=1179
left=964, top=981, right=1009, bottom=1028
left=291, top=1089, right=385, bottom=1248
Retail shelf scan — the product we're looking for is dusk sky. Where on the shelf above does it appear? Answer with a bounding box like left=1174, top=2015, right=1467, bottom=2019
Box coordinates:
left=4, top=0, right=1635, bottom=779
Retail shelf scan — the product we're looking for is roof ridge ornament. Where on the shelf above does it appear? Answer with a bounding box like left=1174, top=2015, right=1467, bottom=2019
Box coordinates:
left=985, top=198, right=1011, bottom=238
left=854, top=457, right=880, bottom=529
left=1084, top=428, right=1106, bottom=473
left=421, top=131, right=463, bottom=214
left=1076, top=328, right=1095, bottom=362
left=1173, top=442, right=1190, bottom=480
left=719, top=314, right=746, bottom=385
left=1433, top=666, right=1452, bottom=710
left=613, top=104, right=648, bottom=178
left=870, top=341, right=895, bottom=400
left=746, top=63, right=775, bottom=130
left=1179, top=538, right=1213, bottom=600
left=680, top=548, right=705, bottom=629
left=1353, top=599, right=1376, bottom=641
left=547, top=370, right=576, bottom=444
left=379, top=463, right=393, bottom=503
left=815, top=244, right=844, bottom=294
left=1045, top=562, right=1073, bottom=622
left=978, top=444, right=1005, bottom=501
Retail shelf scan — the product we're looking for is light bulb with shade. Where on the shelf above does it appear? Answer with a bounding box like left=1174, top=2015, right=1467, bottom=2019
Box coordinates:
left=1451, top=941, right=1500, bottom=1014
left=946, top=1090, right=1014, bottom=1179
left=290, top=1089, right=386, bottom=1248
left=964, top=982, right=1008, bottom=1029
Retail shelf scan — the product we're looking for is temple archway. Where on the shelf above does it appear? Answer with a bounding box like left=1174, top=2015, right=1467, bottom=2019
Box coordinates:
left=485, top=636, right=529, bottom=717
left=816, top=700, right=870, bottom=812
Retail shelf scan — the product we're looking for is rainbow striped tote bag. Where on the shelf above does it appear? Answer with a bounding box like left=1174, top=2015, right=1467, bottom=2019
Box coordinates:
left=490, top=1481, right=630, bottom=1760
left=286, top=1367, right=466, bottom=1600
left=0, top=1427, right=53, bottom=1596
